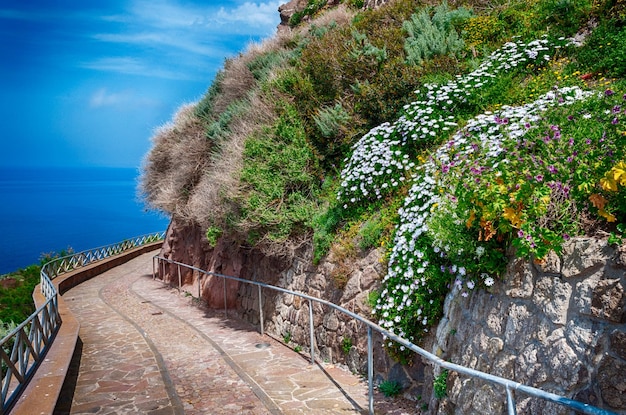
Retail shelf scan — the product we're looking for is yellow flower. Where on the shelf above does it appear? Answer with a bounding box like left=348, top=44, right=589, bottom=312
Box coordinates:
left=599, top=209, right=617, bottom=222
left=503, top=206, right=523, bottom=228
left=611, top=161, right=626, bottom=186
left=601, top=176, right=618, bottom=192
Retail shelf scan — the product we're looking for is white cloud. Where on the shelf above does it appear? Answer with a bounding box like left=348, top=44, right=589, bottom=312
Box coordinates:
left=89, top=87, right=160, bottom=108
left=82, top=57, right=198, bottom=80
left=81, top=1, right=282, bottom=80
left=89, top=88, right=127, bottom=108
left=214, top=1, right=282, bottom=31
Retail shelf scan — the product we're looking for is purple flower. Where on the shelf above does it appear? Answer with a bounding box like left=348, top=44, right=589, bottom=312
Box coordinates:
left=612, top=118, right=619, bottom=125
left=605, top=89, right=615, bottom=96
left=535, top=174, right=544, bottom=182
left=613, top=105, right=621, bottom=114
left=585, top=138, right=591, bottom=145
left=563, top=233, right=570, bottom=240
left=547, top=165, right=557, bottom=174
left=567, top=115, right=574, bottom=121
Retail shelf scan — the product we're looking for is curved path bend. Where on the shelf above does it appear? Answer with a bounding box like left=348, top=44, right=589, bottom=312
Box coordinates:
left=56, top=252, right=398, bottom=415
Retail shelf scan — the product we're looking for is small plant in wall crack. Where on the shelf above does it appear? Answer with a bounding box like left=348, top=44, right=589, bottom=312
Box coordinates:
left=378, top=379, right=403, bottom=398
left=283, top=331, right=292, bottom=344
left=434, top=369, right=449, bottom=399
left=341, top=337, right=353, bottom=354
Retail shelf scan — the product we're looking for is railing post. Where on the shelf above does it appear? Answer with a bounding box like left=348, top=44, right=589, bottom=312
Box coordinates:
left=368, top=326, right=374, bottom=415
left=223, top=277, right=228, bottom=318
left=177, top=264, right=182, bottom=294
left=506, top=385, right=517, bottom=415
left=308, top=299, right=315, bottom=365
left=152, top=257, right=156, bottom=280
left=258, top=285, right=264, bottom=336
left=198, top=273, right=201, bottom=299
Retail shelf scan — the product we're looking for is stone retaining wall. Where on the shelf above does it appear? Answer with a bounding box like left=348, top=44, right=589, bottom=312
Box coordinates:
left=430, top=238, right=626, bottom=414
left=159, top=217, right=625, bottom=414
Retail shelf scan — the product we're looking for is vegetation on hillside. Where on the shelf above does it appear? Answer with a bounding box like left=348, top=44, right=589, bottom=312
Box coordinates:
left=141, top=0, right=626, bottom=361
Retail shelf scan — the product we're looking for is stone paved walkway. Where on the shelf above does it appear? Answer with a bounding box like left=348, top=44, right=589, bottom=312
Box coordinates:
left=59, top=252, right=381, bottom=414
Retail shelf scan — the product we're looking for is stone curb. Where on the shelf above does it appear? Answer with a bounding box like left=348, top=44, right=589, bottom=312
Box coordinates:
left=10, top=242, right=163, bottom=415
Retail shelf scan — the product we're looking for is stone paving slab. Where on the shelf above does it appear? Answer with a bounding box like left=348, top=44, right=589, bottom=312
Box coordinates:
left=61, top=252, right=415, bottom=414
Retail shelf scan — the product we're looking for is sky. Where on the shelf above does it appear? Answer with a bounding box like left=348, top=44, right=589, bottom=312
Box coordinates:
left=0, top=0, right=282, bottom=168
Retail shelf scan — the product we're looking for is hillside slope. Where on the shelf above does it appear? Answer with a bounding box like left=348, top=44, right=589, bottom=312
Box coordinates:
left=141, top=0, right=626, bottom=412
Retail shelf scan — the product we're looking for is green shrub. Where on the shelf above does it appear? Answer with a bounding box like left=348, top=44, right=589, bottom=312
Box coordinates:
left=314, top=103, right=351, bottom=138
left=247, top=50, right=290, bottom=82
left=237, top=101, right=321, bottom=245
left=434, top=369, right=448, bottom=399
left=576, top=20, right=626, bottom=77
left=403, top=2, right=472, bottom=66
left=290, top=0, right=328, bottom=27
left=342, top=337, right=353, bottom=354
left=206, top=226, right=222, bottom=246
left=378, top=379, right=403, bottom=397
left=534, top=0, right=593, bottom=36
left=0, top=264, right=41, bottom=324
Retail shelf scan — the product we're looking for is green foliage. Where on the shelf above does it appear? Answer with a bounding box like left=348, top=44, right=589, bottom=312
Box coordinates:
left=378, top=379, right=403, bottom=397
left=314, top=103, right=351, bottom=138
left=347, top=0, right=365, bottom=9
left=534, top=0, right=593, bottom=36
left=290, top=0, right=328, bottom=27
left=366, top=290, right=379, bottom=308
left=350, top=30, right=388, bottom=65
left=403, top=2, right=472, bottom=66
left=576, top=20, right=626, bottom=77
left=283, top=331, right=292, bottom=344
left=0, top=264, right=41, bottom=324
left=0, top=320, right=18, bottom=341
left=205, top=100, right=250, bottom=142
left=238, top=102, right=321, bottom=245
left=294, top=344, right=303, bottom=353
left=434, top=370, right=448, bottom=399
left=206, top=226, right=222, bottom=247
left=195, top=72, right=224, bottom=119
left=247, top=50, right=290, bottom=82
left=341, top=337, right=353, bottom=354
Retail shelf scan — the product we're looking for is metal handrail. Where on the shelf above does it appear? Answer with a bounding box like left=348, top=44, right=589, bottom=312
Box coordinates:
left=0, top=231, right=165, bottom=414
left=154, top=256, right=617, bottom=415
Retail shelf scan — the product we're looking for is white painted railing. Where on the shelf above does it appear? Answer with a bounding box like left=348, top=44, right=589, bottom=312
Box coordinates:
left=0, top=231, right=165, bottom=414
left=155, top=256, right=618, bottom=415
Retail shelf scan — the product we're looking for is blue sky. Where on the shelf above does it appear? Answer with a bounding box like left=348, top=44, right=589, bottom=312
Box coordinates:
left=0, top=0, right=282, bottom=168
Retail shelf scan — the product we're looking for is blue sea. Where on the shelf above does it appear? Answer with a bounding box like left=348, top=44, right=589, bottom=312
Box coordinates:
left=0, top=167, right=170, bottom=275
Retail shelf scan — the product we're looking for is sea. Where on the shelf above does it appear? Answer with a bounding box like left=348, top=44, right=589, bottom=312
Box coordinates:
left=0, top=167, right=170, bottom=275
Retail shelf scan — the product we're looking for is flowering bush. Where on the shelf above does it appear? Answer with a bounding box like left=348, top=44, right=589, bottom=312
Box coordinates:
left=338, top=36, right=564, bottom=207
left=337, top=36, right=626, bottom=359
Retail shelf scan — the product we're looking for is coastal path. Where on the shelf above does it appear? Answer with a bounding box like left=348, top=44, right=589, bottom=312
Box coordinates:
left=55, top=252, right=407, bottom=415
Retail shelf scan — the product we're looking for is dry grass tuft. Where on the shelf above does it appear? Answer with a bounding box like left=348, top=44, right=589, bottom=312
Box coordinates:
left=140, top=103, right=209, bottom=220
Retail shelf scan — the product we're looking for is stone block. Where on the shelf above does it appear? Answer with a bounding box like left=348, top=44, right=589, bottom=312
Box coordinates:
left=533, top=276, right=572, bottom=325
left=610, top=329, right=626, bottom=361
left=598, top=356, right=626, bottom=409
left=360, top=266, right=380, bottom=291
left=561, top=238, right=610, bottom=278
left=533, top=250, right=561, bottom=274
left=591, top=279, right=625, bottom=323
left=323, top=312, right=340, bottom=331
left=505, top=258, right=535, bottom=298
